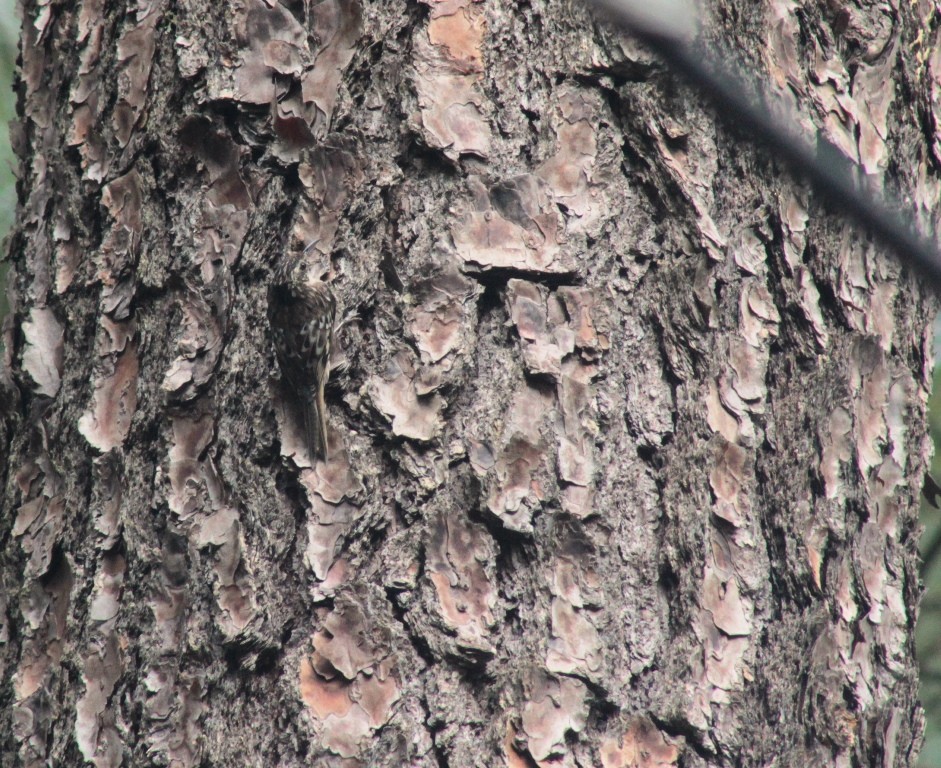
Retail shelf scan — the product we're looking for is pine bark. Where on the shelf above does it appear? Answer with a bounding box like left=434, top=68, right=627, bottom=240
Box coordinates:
left=1, top=0, right=937, bottom=766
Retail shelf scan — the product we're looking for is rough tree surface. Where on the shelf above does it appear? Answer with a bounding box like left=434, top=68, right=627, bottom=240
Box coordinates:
left=0, top=0, right=937, bottom=766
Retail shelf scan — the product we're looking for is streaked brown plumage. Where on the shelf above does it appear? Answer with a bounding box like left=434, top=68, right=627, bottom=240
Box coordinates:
left=267, top=258, right=336, bottom=461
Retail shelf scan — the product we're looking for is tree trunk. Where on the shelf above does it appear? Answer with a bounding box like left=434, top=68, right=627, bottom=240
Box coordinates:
left=1, top=0, right=936, bottom=766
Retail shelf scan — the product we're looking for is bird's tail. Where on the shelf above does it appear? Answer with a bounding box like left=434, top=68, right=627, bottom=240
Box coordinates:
left=304, top=387, right=329, bottom=462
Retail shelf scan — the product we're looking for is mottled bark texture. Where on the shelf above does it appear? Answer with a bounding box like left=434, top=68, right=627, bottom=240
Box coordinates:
left=0, top=0, right=938, bottom=765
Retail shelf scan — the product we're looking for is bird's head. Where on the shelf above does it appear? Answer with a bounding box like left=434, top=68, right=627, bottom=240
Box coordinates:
left=274, top=255, right=330, bottom=293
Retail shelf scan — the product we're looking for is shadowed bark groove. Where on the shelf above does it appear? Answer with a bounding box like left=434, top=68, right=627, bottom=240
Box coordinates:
left=0, top=0, right=938, bottom=766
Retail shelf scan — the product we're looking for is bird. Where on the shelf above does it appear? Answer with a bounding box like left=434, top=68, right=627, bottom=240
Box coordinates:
left=267, top=257, right=336, bottom=462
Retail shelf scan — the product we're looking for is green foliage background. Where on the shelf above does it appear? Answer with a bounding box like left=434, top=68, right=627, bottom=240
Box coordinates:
left=0, top=0, right=15, bottom=324
left=920, top=354, right=941, bottom=767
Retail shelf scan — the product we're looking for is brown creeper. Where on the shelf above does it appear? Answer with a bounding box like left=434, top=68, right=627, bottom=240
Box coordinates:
left=267, top=258, right=337, bottom=461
